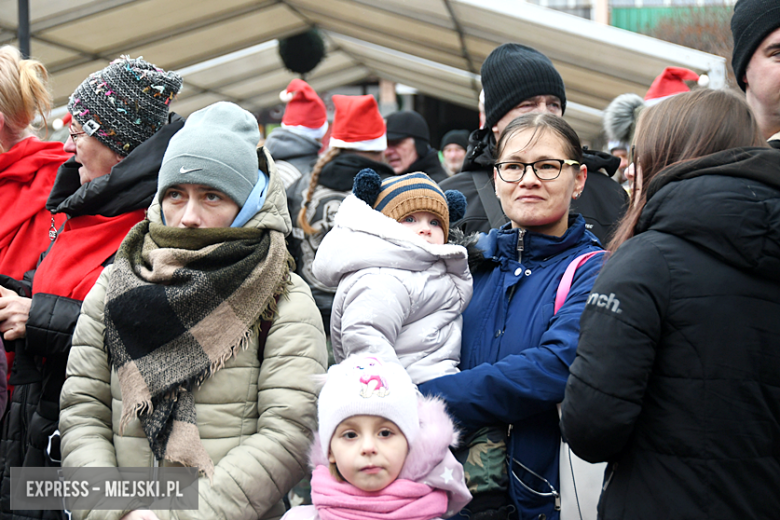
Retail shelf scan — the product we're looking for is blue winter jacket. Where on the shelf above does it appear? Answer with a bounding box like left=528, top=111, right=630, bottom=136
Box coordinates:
left=419, top=215, right=602, bottom=520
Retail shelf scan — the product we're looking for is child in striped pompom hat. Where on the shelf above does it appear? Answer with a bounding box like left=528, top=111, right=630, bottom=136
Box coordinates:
left=311, top=168, right=471, bottom=387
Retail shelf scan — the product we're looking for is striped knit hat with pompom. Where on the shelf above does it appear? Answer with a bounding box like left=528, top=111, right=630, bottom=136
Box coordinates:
left=352, top=169, right=466, bottom=242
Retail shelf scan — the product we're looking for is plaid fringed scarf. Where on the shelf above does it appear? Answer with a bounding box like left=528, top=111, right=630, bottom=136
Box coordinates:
left=104, top=220, right=291, bottom=479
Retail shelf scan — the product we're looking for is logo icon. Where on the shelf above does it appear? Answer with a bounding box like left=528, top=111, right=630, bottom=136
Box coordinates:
left=179, top=166, right=202, bottom=174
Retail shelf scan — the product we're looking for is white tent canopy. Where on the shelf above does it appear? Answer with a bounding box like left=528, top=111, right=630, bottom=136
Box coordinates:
left=0, top=0, right=727, bottom=141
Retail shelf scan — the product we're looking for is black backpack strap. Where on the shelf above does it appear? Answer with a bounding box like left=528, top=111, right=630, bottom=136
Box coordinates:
left=473, top=170, right=508, bottom=229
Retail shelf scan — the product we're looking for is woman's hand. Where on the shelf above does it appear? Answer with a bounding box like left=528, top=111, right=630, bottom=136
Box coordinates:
left=120, top=511, right=160, bottom=520
left=0, top=286, right=30, bottom=340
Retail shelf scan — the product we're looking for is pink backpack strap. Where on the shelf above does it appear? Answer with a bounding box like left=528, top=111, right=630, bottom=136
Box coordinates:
left=554, top=251, right=607, bottom=314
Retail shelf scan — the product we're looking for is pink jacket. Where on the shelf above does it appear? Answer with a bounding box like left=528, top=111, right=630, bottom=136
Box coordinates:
left=282, top=397, right=472, bottom=520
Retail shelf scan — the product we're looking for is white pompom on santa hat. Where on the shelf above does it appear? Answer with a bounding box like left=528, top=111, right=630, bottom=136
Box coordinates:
left=279, top=78, right=328, bottom=140
left=327, top=94, right=387, bottom=152
left=644, top=67, right=710, bottom=106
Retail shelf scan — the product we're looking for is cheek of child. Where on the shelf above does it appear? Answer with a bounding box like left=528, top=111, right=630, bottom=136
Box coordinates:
left=328, top=415, right=409, bottom=492
left=397, top=211, right=445, bottom=245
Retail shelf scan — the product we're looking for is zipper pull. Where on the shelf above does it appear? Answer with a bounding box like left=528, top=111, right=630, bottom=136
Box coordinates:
left=48, top=216, right=58, bottom=241
left=507, top=423, right=513, bottom=437
left=516, top=229, right=525, bottom=263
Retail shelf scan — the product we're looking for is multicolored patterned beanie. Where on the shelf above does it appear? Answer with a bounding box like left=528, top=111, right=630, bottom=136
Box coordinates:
left=352, top=169, right=467, bottom=242
left=68, top=56, right=182, bottom=156
left=318, top=356, right=420, bottom=459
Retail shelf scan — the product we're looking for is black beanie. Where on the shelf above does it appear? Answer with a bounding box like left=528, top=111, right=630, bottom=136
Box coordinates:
left=440, top=130, right=470, bottom=151
left=386, top=111, right=430, bottom=142
left=481, top=43, right=566, bottom=130
left=731, top=0, right=780, bottom=91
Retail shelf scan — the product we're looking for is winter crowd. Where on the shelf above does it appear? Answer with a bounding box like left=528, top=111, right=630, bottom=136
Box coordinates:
left=0, top=0, right=778, bottom=519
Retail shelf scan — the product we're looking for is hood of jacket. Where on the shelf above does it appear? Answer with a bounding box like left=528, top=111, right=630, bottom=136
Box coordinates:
left=309, top=395, right=472, bottom=516
left=582, top=148, right=619, bottom=176
left=147, top=146, right=293, bottom=235
left=475, top=214, right=600, bottom=271
left=637, top=147, right=780, bottom=282
left=264, top=127, right=321, bottom=162
left=47, top=113, right=185, bottom=218
left=461, top=127, right=494, bottom=173
left=318, top=152, right=396, bottom=192
left=311, top=194, right=470, bottom=288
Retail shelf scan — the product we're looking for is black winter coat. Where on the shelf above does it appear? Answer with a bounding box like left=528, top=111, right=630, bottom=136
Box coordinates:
left=0, top=114, right=184, bottom=520
left=561, top=147, right=780, bottom=520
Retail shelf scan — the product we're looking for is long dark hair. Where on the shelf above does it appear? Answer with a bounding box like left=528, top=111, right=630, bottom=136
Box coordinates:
left=608, top=89, right=766, bottom=252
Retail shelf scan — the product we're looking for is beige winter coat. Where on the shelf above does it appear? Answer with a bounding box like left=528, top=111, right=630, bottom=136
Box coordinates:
left=59, top=148, right=328, bottom=520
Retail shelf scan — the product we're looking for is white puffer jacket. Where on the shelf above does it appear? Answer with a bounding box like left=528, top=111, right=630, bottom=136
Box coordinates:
left=312, top=195, right=472, bottom=384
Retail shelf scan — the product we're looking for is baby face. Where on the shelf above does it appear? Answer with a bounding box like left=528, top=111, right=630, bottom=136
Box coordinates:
left=398, top=211, right=445, bottom=245
left=329, top=415, right=409, bottom=492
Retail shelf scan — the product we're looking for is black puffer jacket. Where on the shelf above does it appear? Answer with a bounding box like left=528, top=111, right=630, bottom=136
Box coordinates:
left=561, top=147, right=780, bottom=520
left=0, top=114, right=184, bottom=520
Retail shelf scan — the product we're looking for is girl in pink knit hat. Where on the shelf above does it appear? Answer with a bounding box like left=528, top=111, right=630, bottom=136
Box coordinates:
left=282, top=356, right=471, bottom=520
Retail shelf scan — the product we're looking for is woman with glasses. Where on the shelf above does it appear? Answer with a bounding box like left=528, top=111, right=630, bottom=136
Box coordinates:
left=419, top=113, right=602, bottom=520
left=561, top=89, right=780, bottom=520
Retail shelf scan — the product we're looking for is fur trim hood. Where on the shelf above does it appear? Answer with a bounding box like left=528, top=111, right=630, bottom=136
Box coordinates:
left=309, top=395, right=472, bottom=517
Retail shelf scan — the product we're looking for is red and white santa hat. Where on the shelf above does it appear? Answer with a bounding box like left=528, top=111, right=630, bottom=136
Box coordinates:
left=644, top=67, right=709, bottom=106
left=279, top=79, right=328, bottom=140
left=328, top=94, right=387, bottom=152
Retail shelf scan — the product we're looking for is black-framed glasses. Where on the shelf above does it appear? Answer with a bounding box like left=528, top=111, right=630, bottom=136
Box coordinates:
left=68, top=125, right=87, bottom=143
left=494, top=159, right=580, bottom=183
left=629, top=145, right=637, bottom=166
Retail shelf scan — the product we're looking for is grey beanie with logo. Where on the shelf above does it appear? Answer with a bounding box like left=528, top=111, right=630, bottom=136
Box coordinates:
left=157, top=101, right=260, bottom=207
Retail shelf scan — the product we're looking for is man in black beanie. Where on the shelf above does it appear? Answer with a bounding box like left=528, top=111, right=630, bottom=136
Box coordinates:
left=440, top=129, right=470, bottom=175
left=441, top=43, right=628, bottom=243
left=384, top=111, right=449, bottom=182
left=731, top=0, right=780, bottom=147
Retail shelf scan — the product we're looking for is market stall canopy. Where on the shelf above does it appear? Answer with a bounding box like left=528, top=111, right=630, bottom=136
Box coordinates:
left=0, top=0, right=726, bottom=141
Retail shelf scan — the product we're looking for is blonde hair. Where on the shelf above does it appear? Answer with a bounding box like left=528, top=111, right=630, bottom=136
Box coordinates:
left=297, top=147, right=342, bottom=234
left=0, top=46, right=52, bottom=145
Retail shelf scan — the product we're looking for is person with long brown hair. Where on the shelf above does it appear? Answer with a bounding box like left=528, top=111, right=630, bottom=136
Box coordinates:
left=561, top=88, right=780, bottom=519
left=286, top=95, right=394, bottom=333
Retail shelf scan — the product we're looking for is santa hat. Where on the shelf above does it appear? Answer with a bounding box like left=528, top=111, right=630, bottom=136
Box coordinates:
left=605, top=67, right=710, bottom=145
left=279, top=79, right=328, bottom=140
left=644, top=67, right=709, bottom=106
left=328, top=94, right=387, bottom=152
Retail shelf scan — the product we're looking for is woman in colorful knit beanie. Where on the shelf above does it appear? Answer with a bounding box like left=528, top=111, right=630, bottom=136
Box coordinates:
left=0, top=56, right=182, bottom=519
left=282, top=355, right=471, bottom=520
left=60, top=101, right=327, bottom=520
